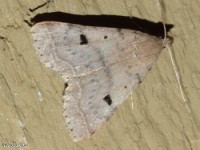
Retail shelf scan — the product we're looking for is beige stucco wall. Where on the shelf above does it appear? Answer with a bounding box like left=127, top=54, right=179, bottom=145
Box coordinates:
left=0, top=0, right=200, bottom=149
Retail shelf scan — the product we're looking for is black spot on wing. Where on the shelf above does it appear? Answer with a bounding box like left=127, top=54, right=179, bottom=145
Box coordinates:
left=104, top=35, right=108, bottom=39
left=80, top=34, right=88, bottom=45
left=103, top=95, right=112, bottom=105
left=63, top=83, right=68, bottom=95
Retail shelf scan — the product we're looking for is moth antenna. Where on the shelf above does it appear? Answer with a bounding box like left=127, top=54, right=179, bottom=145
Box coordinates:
left=158, top=0, right=192, bottom=114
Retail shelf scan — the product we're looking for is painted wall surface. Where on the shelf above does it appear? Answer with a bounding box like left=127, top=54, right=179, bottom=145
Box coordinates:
left=0, top=0, right=200, bottom=149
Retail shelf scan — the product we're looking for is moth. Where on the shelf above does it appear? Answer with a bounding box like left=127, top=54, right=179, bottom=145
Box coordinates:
left=31, top=21, right=172, bottom=141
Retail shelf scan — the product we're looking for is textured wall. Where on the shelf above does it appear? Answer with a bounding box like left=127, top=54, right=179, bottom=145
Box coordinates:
left=0, top=0, right=200, bottom=149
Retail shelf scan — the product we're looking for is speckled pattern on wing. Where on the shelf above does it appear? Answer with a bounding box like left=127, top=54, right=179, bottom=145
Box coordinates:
left=31, top=22, right=166, bottom=141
